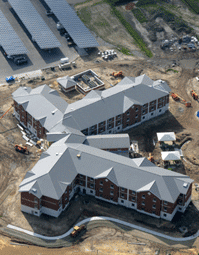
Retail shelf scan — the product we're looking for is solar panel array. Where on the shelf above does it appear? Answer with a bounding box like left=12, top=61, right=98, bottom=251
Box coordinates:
left=44, top=0, right=99, bottom=49
left=8, top=0, right=61, bottom=49
left=0, top=9, right=28, bottom=56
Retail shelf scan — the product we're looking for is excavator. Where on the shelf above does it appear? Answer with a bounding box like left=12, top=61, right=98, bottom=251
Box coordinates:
left=171, top=93, right=191, bottom=107
left=191, top=90, right=198, bottom=100
left=15, top=144, right=29, bottom=155
left=0, top=104, right=13, bottom=120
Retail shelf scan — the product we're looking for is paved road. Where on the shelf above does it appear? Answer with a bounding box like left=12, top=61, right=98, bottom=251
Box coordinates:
left=7, top=216, right=199, bottom=242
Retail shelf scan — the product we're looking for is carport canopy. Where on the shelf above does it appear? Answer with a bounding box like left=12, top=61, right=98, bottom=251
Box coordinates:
left=157, top=132, right=176, bottom=142
left=161, top=151, right=181, bottom=161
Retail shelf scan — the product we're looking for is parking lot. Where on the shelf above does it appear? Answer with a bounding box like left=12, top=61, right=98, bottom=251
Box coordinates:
left=0, top=0, right=80, bottom=83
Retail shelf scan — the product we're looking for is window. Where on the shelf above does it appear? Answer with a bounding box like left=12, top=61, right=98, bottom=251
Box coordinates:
left=152, top=211, right=156, bottom=215
left=79, top=175, right=83, bottom=179
left=142, top=195, right=145, bottom=199
left=143, top=104, right=147, bottom=108
left=121, top=187, right=125, bottom=192
left=90, top=190, right=93, bottom=194
left=163, top=213, right=167, bottom=217
left=108, top=118, right=113, bottom=123
left=153, top=198, right=156, bottom=203
left=163, top=201, right=168, bottom=205
left=127, top=111, right=130, bottom=116
left=90, top=178, right=94, bottom=182
left=131, top=203, right=135, bottom=207
left=159, top=98, right=162, bottom=102
left=110, top=197, right=113, bottom=201
left=141, top=207, right=145, bottom=211
left=109, top=130, right=111, bottom=133
left=151, top=113, right=154, bottom=116
left=142, top=201, right=145, bottom=206
left=135, top=107, right=138, bottom=112
left=164, top=207, right=167, bottom=212
left=126, top=124, right=129, bottom=127
left=91, top=125, right=96, bottom=130
left=135, top=114, right=138, bottom=118
left=142, top=110, right=146, bottom=114
left=100, top=181, right=103, bottom=185
left=34, top=198, right=37, bottom=203
left=99, top=187, right=103, bottom=192
left=110, top=184, right=114, bottom=189
left=117, top=115, right=121, bottom=119
left=108, top=124, right=112, bottom=129
left=99, top=122, right=104, bottom=126
left=151, top=107, right=154, bottom=111
left=142, top=116, right=145, bottom=120
left=121, top=200, right=124, bottom=203
left=135, top=120, right=138, bottom=123
left=34, top=204, right=38, bottom=209
left=110, top=191, right=114, bottom=195
left=132, top=197, right=135, bottom=202
left=159, top=104, right=162, bottom=108
left=159, top=109, right=162, bottom=112
left=152, top=204, right=156, bottom=209
left=121, top=194, right=124, bottom=198
left=117, top=121, right=121, bottom=125
left=90, top=184, right=94, bottom=189
left=79, top=181, right=83, bottom=185
left=117, top=127, right=120, bottom=130
left=127, top=118, right=130, bottom=122
left=132, top=191, right=136, bottom=195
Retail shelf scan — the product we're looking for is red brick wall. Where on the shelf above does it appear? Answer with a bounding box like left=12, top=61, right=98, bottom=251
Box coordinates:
left=41, top=196, right=60, bottom=211
left=137, top=191, right=161, bottom=216
left=95, top=178, right=118, bottom=202
left=21, top=192, right=40, bottom=210
left=122, top=105, right=141, bottom=129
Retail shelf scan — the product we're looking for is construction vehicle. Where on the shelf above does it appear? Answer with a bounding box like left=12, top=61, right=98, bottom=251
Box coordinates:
left=171, top=93, right=191, bottom=107
left=148, top=153, right=155, bottom=163
left=0, top=104, right=13, bottom=119
left=191, top=90, right=198, bottom=100
left=111, top=71, right=123, bottom=78
left=15, top=144, right=29, bottom=155
left=70, top=225, right=86, bottom=238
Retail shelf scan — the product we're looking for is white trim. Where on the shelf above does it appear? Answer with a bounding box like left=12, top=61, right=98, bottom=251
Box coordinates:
left=21, top=205, right=41, bottom=217
left=41, top=206, right=62, bottom=218
left=96, top=195, right=118, bottom=205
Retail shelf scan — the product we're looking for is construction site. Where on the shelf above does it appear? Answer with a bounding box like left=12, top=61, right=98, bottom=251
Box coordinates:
left=1, top=0, right=199, bottom=254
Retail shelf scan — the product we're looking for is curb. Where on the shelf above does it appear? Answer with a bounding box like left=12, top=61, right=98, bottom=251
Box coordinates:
left=7, top=216, right=199, bottom=242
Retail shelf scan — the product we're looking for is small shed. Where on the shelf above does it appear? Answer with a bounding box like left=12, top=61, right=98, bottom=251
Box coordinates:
left=161, top=151, right=181, bottom=161
left=57, top=76, right=77, bottom=93
left=157, top=132, right=176, bottom=142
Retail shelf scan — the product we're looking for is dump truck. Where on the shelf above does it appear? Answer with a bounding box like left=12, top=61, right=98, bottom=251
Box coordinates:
left=70, top=225, right=86, bottom=238
left=111, top=71, right=123, bottom=78
left=191, top=90, right=198, bottom=100
left=15, top=144, right=29, bottom=155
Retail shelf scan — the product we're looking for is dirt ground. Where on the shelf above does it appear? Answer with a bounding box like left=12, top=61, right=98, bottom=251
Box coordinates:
left=2, top=0, right=199, bottom=253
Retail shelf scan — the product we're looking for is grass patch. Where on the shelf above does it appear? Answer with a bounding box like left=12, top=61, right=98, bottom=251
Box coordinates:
left=132, top=8, right=148, bottom=23
left=94, top=17, right=110, bottom=27
left=181, top=0, right=199, bottom=14
left=77, top=7, right=91, bottom=25
left=104, top=0, right=153, bottom=57
left=92, top=0, right=104, bottom=6
left=117, top=46, right=133, bottom=55
left=166, top=69, right=178, bottom=73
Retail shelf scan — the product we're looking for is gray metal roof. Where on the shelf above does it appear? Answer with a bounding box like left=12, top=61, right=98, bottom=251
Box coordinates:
left=8, top=0, right=61, bottom=49
left=62, top=75, right=171, bottom=130
left=0, top=9, right=28, bottom=56
left=44, top=0, right=99, bottom=48
left=19, top=136, right=193, bottom=202
left=84, top=134, right=130, bottom=149
left=57, top=76, right=77, bottom=89
left=12, top=85, right=68, bottom=131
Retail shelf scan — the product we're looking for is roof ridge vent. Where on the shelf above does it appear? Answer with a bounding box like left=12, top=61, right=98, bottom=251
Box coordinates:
left=51, top=109, right=57, bottom=115
left=31, top=188, right=37, bottom=193
left=56, top=152, right=59, bottom=156
left=183, top=183, right=188, bottom=188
